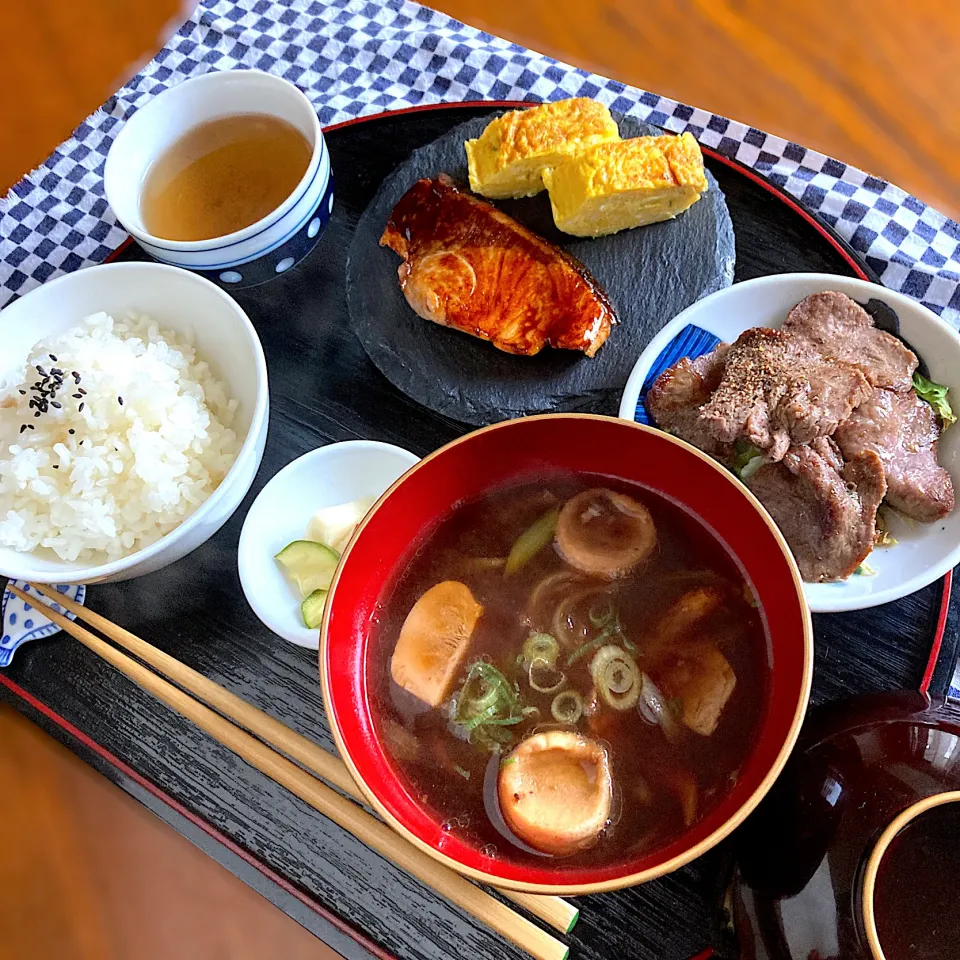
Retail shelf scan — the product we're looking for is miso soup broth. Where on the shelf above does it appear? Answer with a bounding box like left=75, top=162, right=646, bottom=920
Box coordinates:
left=370, top=475, right=770, bottom=867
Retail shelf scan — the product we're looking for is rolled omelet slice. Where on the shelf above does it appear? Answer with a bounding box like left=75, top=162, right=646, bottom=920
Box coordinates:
left=465, top=98, right=621, bottom=200
left=542, top=132, right=709, bottom=237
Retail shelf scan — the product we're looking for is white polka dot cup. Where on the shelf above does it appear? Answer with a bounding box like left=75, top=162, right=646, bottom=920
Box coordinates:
left=104, top=69, right=333, bottom=289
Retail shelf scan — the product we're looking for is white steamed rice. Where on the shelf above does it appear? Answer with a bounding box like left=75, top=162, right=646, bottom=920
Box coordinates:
left=0, top=311, right=241, bottom=562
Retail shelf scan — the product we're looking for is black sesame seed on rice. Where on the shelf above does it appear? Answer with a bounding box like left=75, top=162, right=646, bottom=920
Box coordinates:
left=51, top=402, right=61, bottom=409
left=68, top=429, right=75, bottom=435
left=78, top=402, right=85, bottom=412
left=73, top=393, right=82, bottom=399
left=118, top=397, right=124, bottom=406
left=19, top=424, right=26, bottom=434
left=49, top=354, right=57, bottom=362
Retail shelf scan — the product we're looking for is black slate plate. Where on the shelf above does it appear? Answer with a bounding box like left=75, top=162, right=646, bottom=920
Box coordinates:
left=347, top=114, right=735, bottom=425
left=0, top=103, right=954, bottom=960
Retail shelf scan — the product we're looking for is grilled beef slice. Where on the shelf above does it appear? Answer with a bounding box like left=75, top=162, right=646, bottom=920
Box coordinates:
left=782, top=291, right=917, bottom=391
left=834, top=387, right=955, bottom=522
left=745, top=445, right=887, bottom=582
left=645, top=344, right=733, bottom=462
left=697, top=328, right=871, bottom=461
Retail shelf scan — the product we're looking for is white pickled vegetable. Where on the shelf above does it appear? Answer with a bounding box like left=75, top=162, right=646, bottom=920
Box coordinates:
left=306, top=496, right=375, bottom=553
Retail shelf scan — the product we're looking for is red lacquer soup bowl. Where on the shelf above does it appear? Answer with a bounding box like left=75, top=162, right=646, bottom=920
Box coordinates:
left=320, top=415, right=813, bottom=894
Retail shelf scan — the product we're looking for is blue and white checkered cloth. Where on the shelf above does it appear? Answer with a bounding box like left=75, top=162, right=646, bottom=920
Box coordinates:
left=1, top=0, right=959, bottom=326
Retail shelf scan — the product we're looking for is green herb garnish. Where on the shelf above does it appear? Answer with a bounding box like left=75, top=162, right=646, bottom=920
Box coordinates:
left=732, top=439, right=765, bottom=480
left=913, top=372, right=956, bottom=428
left=454, top=765, right=471, bottom=780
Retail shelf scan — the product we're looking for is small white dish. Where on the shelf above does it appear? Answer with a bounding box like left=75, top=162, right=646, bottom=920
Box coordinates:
left=619, top=272, right=960, bottom=613
left=0, top=262, right=269, bottom=585
left=238, top=440, right=419, bottom=648
left=104, top=69, right=333, bottom=289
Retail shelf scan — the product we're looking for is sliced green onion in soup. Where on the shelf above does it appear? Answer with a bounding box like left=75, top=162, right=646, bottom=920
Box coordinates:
left=589, top=645, right=640, bottom=710
left=551, top=690, right=584, bottom=724
left=504, top=507, right=559, bottom=576
left=528, top=658, right=566, bottom=693
left=588, top=601, right=616, bottom=628
left=523, top=631, right=560, bottom=666
left=453, top=660, right=525, bottom=750
left=566, top=602, right=631, bottom=665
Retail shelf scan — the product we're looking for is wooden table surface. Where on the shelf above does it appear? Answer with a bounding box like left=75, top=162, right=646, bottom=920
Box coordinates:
left=0, top=1, right=957, bottom=956
left=0, top=0, right=957, bottom=218
left=433, top=0, right=960, bottom=221
left=0, top=705, right=338, bottom=960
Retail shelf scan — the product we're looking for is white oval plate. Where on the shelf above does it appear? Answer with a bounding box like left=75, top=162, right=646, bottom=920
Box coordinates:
left=619, top=273, right=960, bottom=613
left=238, top=441, right=419, bottom=647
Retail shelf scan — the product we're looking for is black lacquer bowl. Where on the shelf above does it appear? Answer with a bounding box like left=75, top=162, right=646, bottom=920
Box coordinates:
left=730, top=691, right=960, bottom=960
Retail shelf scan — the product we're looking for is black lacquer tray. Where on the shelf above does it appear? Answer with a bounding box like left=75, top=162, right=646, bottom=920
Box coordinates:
left=1, top=103, right=957, bottom=960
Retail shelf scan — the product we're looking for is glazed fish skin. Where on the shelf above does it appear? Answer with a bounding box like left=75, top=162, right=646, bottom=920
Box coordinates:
left=380, top=175, right=616, bottom=357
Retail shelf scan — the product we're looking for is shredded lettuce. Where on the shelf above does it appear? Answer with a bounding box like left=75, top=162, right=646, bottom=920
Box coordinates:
left=733, top=440, right=766, bottom=480
left=913, top=373, right=956, bottom=428
left=876, top=508, right=898, bottom=547
left=854, top=561, right=878, bottom=577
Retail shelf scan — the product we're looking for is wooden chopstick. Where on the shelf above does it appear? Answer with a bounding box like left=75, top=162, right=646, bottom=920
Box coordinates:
left=19, top=584, right=576, bottom=957
left=26, top=582, right=577, bottom=937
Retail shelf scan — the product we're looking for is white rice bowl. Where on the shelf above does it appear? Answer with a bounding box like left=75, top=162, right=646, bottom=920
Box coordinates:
left=0, top=311, right=241, bottom=562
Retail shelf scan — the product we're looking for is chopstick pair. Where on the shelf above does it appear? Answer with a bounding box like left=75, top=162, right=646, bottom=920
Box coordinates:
left=13, top=583, right=576, bottom=960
